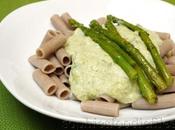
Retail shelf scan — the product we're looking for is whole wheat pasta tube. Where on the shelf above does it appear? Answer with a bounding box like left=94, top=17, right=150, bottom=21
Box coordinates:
left=81, top=101, right=119, bottom=117
left=48, top=55, right=64, bottom=75
left=40, top=30, right=62, bottom=46
left=166, top=56, right=175, bottom=64
left=36, top=34, right=66, bottom=58
left=59, top=74, right=70, bottom=87
left=50, top=74, right=71, bottom=100
left=166, top=65, right=175, bottom=76
left=163, top=56, right=168, bottom=64
left=64, top=65, right=71, bottom=78
left=51, top=14, right=73, bottom=37
left=167, top=48, right=175, bottom=57
left=55, top=48, right=71, bottom=66
left=33, top=69, right=57, bottom=95
left=61, top=12, right=75, bottom=30
left=132, top=93, right=175, bottom=110
left=28, top=55, right=56, bottom=74
left=156, top=32, right=170, bottom=40
left=96, top=17, right=107, bottom=25
left=96, top=94, right=115, bottom=103
left=159, top=40, right=173, bottom=57
left=120, top=104, right=130, bottom=109
left=162, top=77, right=175, bottom=93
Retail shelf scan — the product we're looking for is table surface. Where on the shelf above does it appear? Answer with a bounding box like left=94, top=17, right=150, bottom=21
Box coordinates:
left=0, top=0, right=175, bottom=129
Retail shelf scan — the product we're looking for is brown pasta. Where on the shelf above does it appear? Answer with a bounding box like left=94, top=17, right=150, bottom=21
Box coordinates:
left=96, top=94, right=115, bottom=103
left=120, top=103, right=130, bottom=109
left=64, top=65, right=71, bottom=78
left=96, top=17, right=107, bottom=25
left=50, top=74, right=71, bottom=100
left=59, top=74, right=70, bottom=87
left=159, top=40, right=173, bottom=57
left=61, top=12, right=75, bottom=30
left=166, top=56, right=175, bottom=65
left=28, top=55, right=56, bottom=74
left=167, top=48, right=175, bottom=57
left=33, top=69, right=58, bottom=95
left=40, top=30, right=62, bottom=46
left=48, top=55, right=64, bottom=75
left=166, top=65, right=175, bottom=76
left=156, top=32, right=170, bottom=40
left=55, top=48, right=71, bottom=66
left=132, top=93, right=175, bottom=110
left=36, top=34, right=66, bottom=58
left=81, top=101, right=120, bottom=117
left=51, top=14, right=73, bottom=37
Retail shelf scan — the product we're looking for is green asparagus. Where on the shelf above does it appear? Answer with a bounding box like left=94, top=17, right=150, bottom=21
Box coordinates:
left=136, top=66, right=157, bottom=104
left=89, top=20, right=167, bottom=92
left=69, top=19, right=137, bottom=80
left=108, top=15, right=173, bottom=87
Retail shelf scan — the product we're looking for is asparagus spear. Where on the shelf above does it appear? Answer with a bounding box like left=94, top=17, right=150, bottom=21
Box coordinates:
left=108, top=15, right=173, bottom=87
left=136, top=66, right=157, bottom=104
left=89, top=20, right=167, bottom=92
left=69, top=19, right=137, bottom=80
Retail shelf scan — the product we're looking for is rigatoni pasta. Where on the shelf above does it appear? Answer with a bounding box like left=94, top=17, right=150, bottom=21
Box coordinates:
left=64, top=65, right=71, bottom=78
left=33, top=69, right=58, bottom=95
left=50, top=74, right=71, bottom=100
left=51, top=14, right=73, bottom=37
left=48, top=55, right=64, bottom=75
left=61, top=12, right=75, bottom=30
left=55, top=48, right=71, bottom=66
left=59, top=74, right=70, bottom=87
left=81, top=101, right=120, bottom=117
left=156, top=32, right=170, bottom=40
left=132, top=93, right=175, bottom=110
left=28, top=55, right=56, bottom=74
left=96, top=17, right=107, bottom=25
left=96, top=94, right=115, bottom=103
left=36, top=33, right=66, bottom=58
left=40, top=30, right=61, bottom=46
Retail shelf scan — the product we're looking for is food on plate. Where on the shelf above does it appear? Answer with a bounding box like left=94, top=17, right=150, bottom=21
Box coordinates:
left=29, top=12, right=175, bottom=117
left=50, top=74, right=71, bottom=99
left=96, top=94, right=115, bottom=103
left=29, top=55, right=56, bottom=74
left=48, top=55, right=64, bottom=75
left=64, top=65, right=71, bottom=78
left=61, top=12, right=75, bottom=30
left=55, top=48, right=71, bottom=66
left=40, top=30, right=61, bottom=46
left=33, top=69, right=58, bottom=95
left=156, top=32, right=171, bottom=40
left=166, top=65, right=175, bottom=75
left=162, top=77, right=175, bottom=93
left=159, top=39, right=174, bottom=57
left=36, top=33, right=66, bottom=58
left=132, top=93, right=175, bottom=110
left=81, top=101, right=120, bottom=116
left=51, top=14, right=73, bottom=37
left=59, top=74, right=70, bottom=87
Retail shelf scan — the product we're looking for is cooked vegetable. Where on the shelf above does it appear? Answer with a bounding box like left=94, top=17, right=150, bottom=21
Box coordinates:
left=69, top=19, right=137, bottom=80
left=89, top=19, right=167, bottom=92
left=136, top=66, right=157, bottom=104
left=108, top=15, right=173, bottom=87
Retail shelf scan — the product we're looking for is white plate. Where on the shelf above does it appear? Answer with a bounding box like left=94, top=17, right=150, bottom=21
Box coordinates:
left=0, top=0, right=175, bottom=126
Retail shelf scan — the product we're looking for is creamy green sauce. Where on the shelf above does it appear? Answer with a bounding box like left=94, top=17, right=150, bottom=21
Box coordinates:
left=65, top=26, right=162, bottom=104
